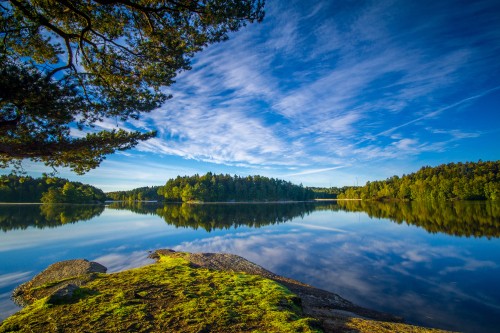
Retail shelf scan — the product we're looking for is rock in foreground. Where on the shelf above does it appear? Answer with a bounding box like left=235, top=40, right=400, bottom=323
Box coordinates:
left=12, top=259, right=107, bottom=307
left=1, top=250, right=455, bottom=333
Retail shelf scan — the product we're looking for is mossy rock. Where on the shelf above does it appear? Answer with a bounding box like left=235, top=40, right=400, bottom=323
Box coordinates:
left=2, top=251, right=457, bottom=333
left=2, top=254, right=321, bottom=333
left=12, top=259, right=106, bottom=307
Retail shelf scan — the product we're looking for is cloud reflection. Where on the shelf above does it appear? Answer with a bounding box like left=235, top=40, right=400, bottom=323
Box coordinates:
left=92, top=250, right=155, bottom=273
left=0, top=272, right=31, bottom=321
left=0, top=292, right=19, bottom=320
left=174, top=222, right=499, bottom=331
left=0, top=271, right=32, bottom=288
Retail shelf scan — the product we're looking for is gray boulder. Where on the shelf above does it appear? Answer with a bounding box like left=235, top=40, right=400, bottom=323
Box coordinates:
left=12, top=259, right=106, bottom=306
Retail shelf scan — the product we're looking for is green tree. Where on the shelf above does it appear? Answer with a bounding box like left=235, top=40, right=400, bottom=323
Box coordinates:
left=40, top=187, right=64, bottom=203
left=1, top=0, right=264, bottom=173
left=181, top=183, right=194, bottom=202
left=0, top=62, right=157, bottom=173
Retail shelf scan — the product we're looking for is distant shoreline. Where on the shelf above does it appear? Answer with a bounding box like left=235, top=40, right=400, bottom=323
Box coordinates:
left=108, top=200, right=346, bottom=204
left=0, top=199, right=362, bottom=205
left=314, top=198, right=362, bottom=201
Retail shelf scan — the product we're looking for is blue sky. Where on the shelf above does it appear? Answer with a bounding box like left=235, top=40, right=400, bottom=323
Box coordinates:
left=14, top=0, right=500, bottom=191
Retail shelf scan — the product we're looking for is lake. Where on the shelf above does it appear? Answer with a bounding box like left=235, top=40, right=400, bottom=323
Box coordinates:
left=1, top=201, right=499, bottom=332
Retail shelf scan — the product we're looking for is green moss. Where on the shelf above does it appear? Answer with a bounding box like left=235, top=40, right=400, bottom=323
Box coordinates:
left=0, top=254, right=321, bottom=333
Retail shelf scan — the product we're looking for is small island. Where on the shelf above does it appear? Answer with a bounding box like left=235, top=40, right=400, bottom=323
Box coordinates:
left=1, top=250, right=454, bottom=333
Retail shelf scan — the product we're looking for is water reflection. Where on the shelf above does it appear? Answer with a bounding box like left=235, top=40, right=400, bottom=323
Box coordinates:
left=108, top=202, right=318, bottom=231
left=2, top=201, right=499, bottom=238
left=108, top=200, right=500, bottom=238
left=171, top=215, right=500, bottom=333
left=0, top=201, right=499, bottom=332
left=0, top=204, right=104, bottom=232
left=336, top=200, right=500, bottom=238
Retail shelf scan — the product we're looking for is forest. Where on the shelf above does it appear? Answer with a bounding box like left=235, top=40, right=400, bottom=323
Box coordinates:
left=337, top=160, right=499, bottom=201
left=0, top=174, right=106, bottom=203
left=106, top=186, right=162, bottom=202
left=2, top=161, right=498, bottom=203
left=308, top=186, right=352, bottom=199
left=158, top=173, right=315, bottom=202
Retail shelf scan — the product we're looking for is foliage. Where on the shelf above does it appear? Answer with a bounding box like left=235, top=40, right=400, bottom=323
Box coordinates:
left=0, top=0, right=264, bottom=173
left=337, top=161, right=500, bottom=201
left=0, top=173, right=106, bottom=203
left=107, top=186, right=162, bottom=201
left=0, top=62, right=156, bottom=174
left=0, top=254, right=320, bottom=333
left=308, top=186, right=352, bottom=199
left=0, top=204, right=104, bottom=232
left=107, top=183, right=348, bottom=202
left=159, top=172, right=315, bottom=202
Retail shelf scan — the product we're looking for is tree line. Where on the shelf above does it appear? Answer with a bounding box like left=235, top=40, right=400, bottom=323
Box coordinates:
left=337, top=160, right=499, bottom=201
left=158, top=173, right=315, bottom=202
left=0, top=174, right=106, bottom=203
left=107, top=186, right=162, bottom=202
left=308, top=186, right=353, bottom=199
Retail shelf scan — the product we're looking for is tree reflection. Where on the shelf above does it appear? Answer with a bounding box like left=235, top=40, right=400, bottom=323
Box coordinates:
left=108, top=201, right=500, bottom=237
left=108, top=202, right=319, bottom=231
left=0, top=204, right=104, bottom=231
left=4, top=200, right=496, bottom=237
left=337, top=200, right=500, bottom=238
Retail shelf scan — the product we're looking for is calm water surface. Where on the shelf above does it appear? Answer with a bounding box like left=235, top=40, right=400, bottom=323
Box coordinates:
left=1, top=201, right=499, bottom=332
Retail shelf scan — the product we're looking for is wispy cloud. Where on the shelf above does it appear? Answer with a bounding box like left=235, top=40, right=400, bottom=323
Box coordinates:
left=286, top=165, right=347, bottom=177
left=40, top=0, right=499, bottom=188
left=372, top=85, right=500, bottom=139
left=0, top=271, right=33, bottom=288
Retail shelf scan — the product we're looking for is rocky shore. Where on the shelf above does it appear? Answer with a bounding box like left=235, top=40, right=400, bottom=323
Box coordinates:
left=2, top=250, right=454, bottom=332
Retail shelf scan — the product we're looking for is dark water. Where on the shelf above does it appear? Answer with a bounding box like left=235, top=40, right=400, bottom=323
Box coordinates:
left=1, top=201, right=499, bottom=332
